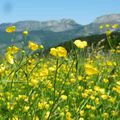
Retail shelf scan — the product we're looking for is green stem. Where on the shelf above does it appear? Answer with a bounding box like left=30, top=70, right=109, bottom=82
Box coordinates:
left=107, top=36, right=112, bottom=49
left=46, top=59, right=75, bottom=120
left=54, top=58, right=59, bottom=100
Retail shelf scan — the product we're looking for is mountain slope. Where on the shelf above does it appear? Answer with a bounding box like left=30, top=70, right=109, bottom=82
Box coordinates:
left=0, top=14, right=120, bottom=53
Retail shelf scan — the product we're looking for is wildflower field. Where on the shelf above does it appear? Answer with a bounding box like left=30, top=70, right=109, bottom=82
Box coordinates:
left=0, top=25, right=120, bottom=120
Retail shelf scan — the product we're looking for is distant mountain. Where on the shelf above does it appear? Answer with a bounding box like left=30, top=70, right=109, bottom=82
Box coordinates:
left=0, top=19, right=81, bottom=32
left=0, top=14, right=120, bottom=52
left=94, top=14, right=120, bottom=23
left=82, top=14, right=120, bottom=36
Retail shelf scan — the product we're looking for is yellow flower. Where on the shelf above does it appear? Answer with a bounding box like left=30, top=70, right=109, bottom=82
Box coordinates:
left=66, top=112, right=73, bottom=120
left=95, top=98, right=100, bottom=104
left=103, top=78, right=109, bottom=83
left=48, top=100, right=53, bottom=105
left=61, top=95, right=67, bottom=100
left=38, top=100, right=49, bottom=110
left=99, top=25, right=104, bottom=29
left=7, top=46, right=20, bottom=54
left=56, top=46, right=67, bottom=57
left=50, top=46, right=67, bottom=57
left=109, top=96, right=116, bottom=103
left=79, top=118, right=84, bottom=120
left=6, top=26, right=16, bottom=33
left=5, top=52, right=14, bottom=64
left=0, top=64, right=5, bottom=75
left=86, top=104, right=91, bottom=109
left=50, top=48, right=57, bottom=56
left=112, top=24, right=119, bottom=29
left=45, top=111, right=50, bottom=119
left=106, top=61, right=113, bottom=66
left=116, top=81, right=120, bottom=85
left=113, top=85, right=120, bottom=94
left=5, top=46, right=19, bottom=64
left=11, top=116, right=19, bottom=120
left=112, top=111, right=118, bottom=117
left=39, top=68, right=49, bottom=77
left=101, top=94, right=108, bottom=100
left=84, top=64, right=99, bottom=75
left=102, top=112, right=109, bottom=118
left=91, top=106, right=96, bottom=111
left=80, top=110, right=85, bottom=116
left=23, top=30, right=28, bottom=36
left=29, top=79, right=39, bottom=87
left=33, top=116, right=39, bottom=120
left=60, top=112, right=65, bottom=117
left=23, top=106, right=29, bottom=112
left=74, top=40, right=87, bottom=48
left=106, top=30, right=112, bottom=36
left=82, top=92, right=88, bottom=98
left=105, top=24, right=110, bottom=28
left=28, top=41, right=39, bottom=51
left=94, top=86, right=101, bottom=92
left=116, top=50, right=120, bottom=53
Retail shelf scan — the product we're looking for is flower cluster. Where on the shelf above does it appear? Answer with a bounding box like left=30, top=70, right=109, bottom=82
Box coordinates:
left=74, top=40, right=87, bottom=48
left=0, top=25, right=119, bottom=120
left=50, top=46, right=67, bottom=57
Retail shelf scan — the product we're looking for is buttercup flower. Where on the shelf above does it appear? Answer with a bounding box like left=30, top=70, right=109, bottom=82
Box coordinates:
left=74, top=40, right=87, bottom=48
left=106, top=30, right=112, bottom=36
left=6, top=26, right=16, bottom=33
left=5, top=52, right=14, bottom=64
left=66, top=112, right=73, bottom=120
left=84, top=63, right=99, bottom=75
left=50, top=46, right=67, bottom=57
left=7, top=46, right=20, bottom=54
left=56, top=46, right=67, bottom=57
left=105, top=24, right=110, bottom=28
left=50, top=48, right=57, bottom=56
left=99, top=25, right=104, bottom=29
left=61, top=95, right=67, bottom=100
left=29, top=79, right=39, bottom=87
left=0, top=64, right=5, bottom=75
left=28, top=41, right=39, bottom=51
left=112, top=24, right=119, bottom=29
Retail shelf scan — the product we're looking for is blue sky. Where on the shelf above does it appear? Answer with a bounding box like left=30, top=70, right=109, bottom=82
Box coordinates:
left=0, top=0, right=120, bottom=24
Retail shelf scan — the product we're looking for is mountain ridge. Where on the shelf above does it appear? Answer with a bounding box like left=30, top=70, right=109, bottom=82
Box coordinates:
left=0, top=13, right=120, bottom=52
left=0, top=19, right=81, bottom=32
left=94, top=13, right=120, bottom=23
